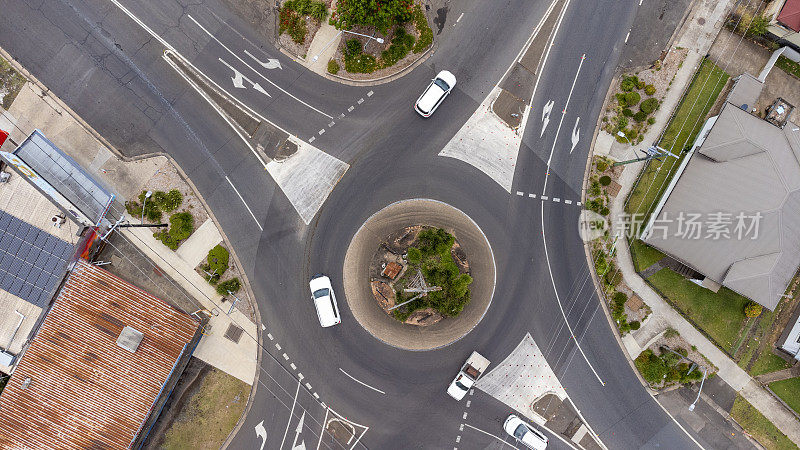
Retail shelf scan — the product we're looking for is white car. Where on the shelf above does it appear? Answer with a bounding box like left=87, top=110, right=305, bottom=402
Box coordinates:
left=414, top=70, right=457, bottom=117
left=309, top=274, right=341, bottom=328
left=503, top=415, right=548, bottom=450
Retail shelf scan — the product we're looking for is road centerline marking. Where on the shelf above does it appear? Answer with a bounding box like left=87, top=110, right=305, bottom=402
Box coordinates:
left=339, top=368, right=386, bottom=395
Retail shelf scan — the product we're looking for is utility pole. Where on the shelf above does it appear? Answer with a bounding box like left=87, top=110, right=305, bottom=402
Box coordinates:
left=613, top=145, right=680, bottom=166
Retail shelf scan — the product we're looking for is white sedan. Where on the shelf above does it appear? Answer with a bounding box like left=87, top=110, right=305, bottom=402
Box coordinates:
left=414, top=70, right=457, bottom=117
left=309, top=274, right=341, bottom=328
left=503, top=414, right=548, bottom=450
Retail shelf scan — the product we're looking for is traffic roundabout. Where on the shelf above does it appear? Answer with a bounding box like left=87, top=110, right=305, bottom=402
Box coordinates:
left=342, top=198, right=496, bottom=351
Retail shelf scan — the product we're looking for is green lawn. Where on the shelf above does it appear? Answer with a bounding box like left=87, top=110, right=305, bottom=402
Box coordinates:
left=776, top=55, right=800, bottom=79
left=647, top=267, right=748, bottom=354
left=625, top=59, right=729, bottom=225
left=0, top=56, right=26, bottom=110
left=731, top=395, right=798, bottom=450
left=769, top=377, right=800, bottom=416
left=630, top=239, right=665, bottom=272
left=737, top=304, right=793, bottom=376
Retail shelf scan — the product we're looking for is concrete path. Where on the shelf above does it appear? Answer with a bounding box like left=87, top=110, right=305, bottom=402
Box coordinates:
left=755, top=365, right=800, bottom=384
left=175, top=218, right=223, bottom=268
left=305, top=21, right=342, bottom=75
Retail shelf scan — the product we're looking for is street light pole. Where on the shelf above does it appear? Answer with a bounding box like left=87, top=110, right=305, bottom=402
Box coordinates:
left=141, top=190, right=152, bottom=224
left=688, top=368, right=708, bottom=411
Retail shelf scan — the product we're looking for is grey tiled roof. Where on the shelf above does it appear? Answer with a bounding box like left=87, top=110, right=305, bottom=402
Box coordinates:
left=645, top=103, right=800, bottom=310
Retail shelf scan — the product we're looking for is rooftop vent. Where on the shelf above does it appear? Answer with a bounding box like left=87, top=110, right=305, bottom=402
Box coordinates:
left=116, top=326, right=144, bottom=353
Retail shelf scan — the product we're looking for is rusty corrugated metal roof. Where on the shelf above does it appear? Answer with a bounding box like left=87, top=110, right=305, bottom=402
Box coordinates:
left=778, top=0, right=800, bottom=32
left=0, top=259, right=198, bottom=449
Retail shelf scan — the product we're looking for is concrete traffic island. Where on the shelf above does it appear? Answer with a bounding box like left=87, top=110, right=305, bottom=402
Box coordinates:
left=343, top=199, right=496, bottom=351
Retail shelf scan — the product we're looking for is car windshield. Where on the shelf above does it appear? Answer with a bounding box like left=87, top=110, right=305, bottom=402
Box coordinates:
left=514, top=424, right=529, bottom=440
left=434, top=78, right=450, bottom=91
left=455, top=381, right=468, bottom=391
left=313, top=288, right=329, bottom=299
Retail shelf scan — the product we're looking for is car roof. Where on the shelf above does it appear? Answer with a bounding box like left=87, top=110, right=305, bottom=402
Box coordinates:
left=314, top=295, right=338, bottom=326
left=436, top=70, right=457, bottom=88
left=417, top=83, right=446, bottom=113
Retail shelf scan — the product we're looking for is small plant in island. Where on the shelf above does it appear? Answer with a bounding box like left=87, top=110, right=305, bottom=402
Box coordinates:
left=635, top=347, right=705, bottom=388
left=202, top=244, right=230, bottom=284
left=217, top=277, right=241, bottom=296
left=154, top=212, right=194, bottom=250
left=125, top=189, right=183, bottom=223
left=343, top=38, right=377, bottom=73
left=392, top=228, right=473, bottom=321
left=604, top=74, right=659, bottom=144
left=380, top=27, right=415, bottom=68
left=332, top=0, right=413, bottom=33
left=327, top=59, right=340, bottom=74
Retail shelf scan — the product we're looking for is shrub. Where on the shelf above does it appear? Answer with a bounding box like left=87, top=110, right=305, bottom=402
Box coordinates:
left=333, top=0, right=414, bottom=32
left=637, top=80, right=645, bottom=90
left=599, top=175, right=612, bottom=186
left=152, top=189, right=182, bottom=212
left=617, top=115, right=628, bottom=129
left=589, top=180, right=601, bottom=196
left=622, top=108, right=634, bottom=117
left=279, top=7, right=307, bottom=44
left=625, top=128, right=637, bottom=140
left=616, top=92, right=627, bottom=106
left=344, top=38, right=362, bottom=58
left=154, top=212, right=195, bottom=250
left=629, top=320, right=641, bottom=330
left=746, top=14, right=769, bottom=37
left=633, top=111, right=648, bottom=122
left=596, top=159, right=609, bottom=172
left=406, top=247, right=421, bottom=264
left=744, top=301, right=763, bottom=318
left=600, top=206, right=610, bottom=216
left=412, top=4, right=433, bottom=53
left=327, top=59, right=340, bottom=74
left=344, top=52, right=377, bottom=73
left=203, top=245, right=229, bottom=283
left=647, top=117, right=656, bottom=125
left=380, top=27, right=415, bottom=67
left=288, top=0, right=311, bottom=14
left=640, top=97, right=659, bottom=114
left=620, top=76, right=637, bottom=92
left=308, top=1, right=328, bottom=22
left=635, top=349, right=669, bottom=385
left=625, top=91, right=641, bottom=106
left=664, top=327, right=679, bottom=338
left=217, top=277, right=241, bottom=296
left=644, top=84, right=656, bottom=95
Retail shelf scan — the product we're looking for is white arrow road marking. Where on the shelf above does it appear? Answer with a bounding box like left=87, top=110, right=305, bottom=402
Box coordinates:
left=570, top=116, right=580, bottom=153
left=219, top=58, right=271, bottom=97
left=541, top=99, right=554, bottom=137
left=254, top=421, right=267, bottom=450
left=291, top=411, right=306, bottom=450
left=245, top=49, right=283, bottom=69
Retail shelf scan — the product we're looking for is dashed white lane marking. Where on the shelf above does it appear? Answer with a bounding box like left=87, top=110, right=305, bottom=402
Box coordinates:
left=466, top=400, right=471, bottom=408
left=577, top=201, right=582, bottom=206
left=298, top=373, right=304, bottom=380
left=625, top=29, right=631, bottom=43
left=261, top=324, right=266, bottom=330
left=357, top=98, right=364, bottom=104
left=309, top=136, right=316, bottom=143
left=459, top=424, right=464, bottom=431
left=456, top=436, right=461, bottom=443
left=541, top=195, right=549, bottom=200
left=328, top=121, right=335, bottom=127
left=553, top=197, right=560, bottom=202
left=456, top=12, right=464, bottom=23
left=367, top=90, right=374, bottom=97
left=339, top=368, right=387, bottom=394
left=275, top=343, right=281, bottom=350
left=290, top=363, right=297, bottom=370
left=282, top=353, right=289, bottom=360
left=564, top=199, right=572, bottom=204
left=318, top=129, right=325, bottom=135
left=339, top=113, right=345, bottom=118
left=516, top=191, right=524, bottom=196
left=305, top=382, right=313, bottom=390
left=267, top=333, right=274, bottom=340
left=462, top=412, right=468, bottom=419
left=225, top=176, right=262, bottom=231
left=348, top=106, right=355, bottom=112
left=313, top=392, right=320, bottom=399
left=529, top=193, right=536, bottom=198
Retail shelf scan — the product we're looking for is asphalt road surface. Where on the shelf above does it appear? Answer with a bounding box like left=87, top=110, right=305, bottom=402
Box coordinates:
left=0, top=0, right=701, bottom=448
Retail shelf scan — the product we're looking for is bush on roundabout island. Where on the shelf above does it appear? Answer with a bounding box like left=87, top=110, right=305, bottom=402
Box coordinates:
left=393, top=228, right=473, bottom=321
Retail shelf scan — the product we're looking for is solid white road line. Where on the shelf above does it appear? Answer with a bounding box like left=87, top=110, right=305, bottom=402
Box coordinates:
left=462, top=423, right=519, bottom=449
left=339, top=368, right=386, bottom=395
left=225, top=176, right=263, bottom=231
left=186, top=14, right=333, bottom=119
left=279, top=380, right=302, bottom=450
